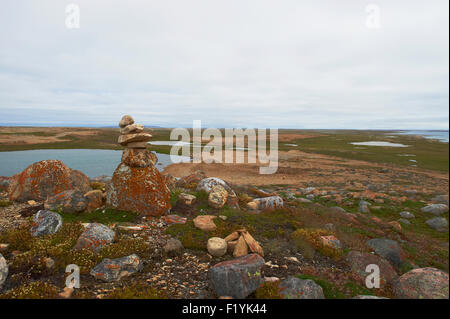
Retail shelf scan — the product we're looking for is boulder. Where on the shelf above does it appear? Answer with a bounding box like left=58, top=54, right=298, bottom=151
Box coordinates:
left=208, top=254, right=265, bottom=299
left=345, top=251, right=398, bottom=287
left=208, top=185, right=228, bottom=209
left=366, top=238, right=405, bottom=268
left=163, top=238, right=184, bottom=256
left=84, top=190, right=103, bottom=213
left=44, top=190, right=87, bottom=214
left=8, top=160, right=90, bottom=202
left=425, top=217, right=449, bottom=232
left=73, top=223, right=115, bottom=253
left=30, top=210, right=63, bottom=237
left=393, top=267, right=449, bottom=299
left=246, top=196, right=284, bottom=212
left=193, top=215, right=217, bottom=232
left=106, top=162, right=171, bottom=217
left=0, top=253, right=7, bottom=289
left=207, top=237, right=227, bottom=257
left=421, top=204, right=449, bottom=216
left=90, top=254, right=143, bottom=282
left=278, top=276, right=325, bottom=299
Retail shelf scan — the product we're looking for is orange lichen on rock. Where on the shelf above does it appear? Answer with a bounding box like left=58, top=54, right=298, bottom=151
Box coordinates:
left=8, top=160, right=90, bottom=202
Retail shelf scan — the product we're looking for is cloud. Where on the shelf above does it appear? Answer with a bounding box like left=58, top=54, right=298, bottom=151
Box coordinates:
left=0, top=0, right=448, bottom=129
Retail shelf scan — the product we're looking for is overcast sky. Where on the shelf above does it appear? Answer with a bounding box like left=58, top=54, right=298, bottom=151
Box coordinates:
left=0, top=0, right=448, bottom=129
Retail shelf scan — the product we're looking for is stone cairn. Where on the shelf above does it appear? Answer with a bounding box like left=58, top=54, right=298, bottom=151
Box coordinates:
left=105, top=115, right=171, bottom=216
left=117, top=115, right=157, bottom=168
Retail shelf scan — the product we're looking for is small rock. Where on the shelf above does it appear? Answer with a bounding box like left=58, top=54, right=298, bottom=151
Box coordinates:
left=163, top=238, right=184, bottom=256
left=278, top=276, right=324, bottom=299
left=73, top=223, right=115, bottom=253
left=193, top=215, right=217, bottom=232
left=233, top=236, right=249, bottom=257
left=366, top=238, right=405, bottom=268
left=58, top=287, right=74, bottom=299
left=207, top=237, right=227, bottom=257
left=0, top=244, right=10, bottom=252
left=421, top=204, right=449, bottom=216
left=84, top=190, right=104, bottom=212
left=359, top=200, right=371, bottom=213
left=246, top=196, right=284, bottom=212
left=30, top=210, right=63, bottom=237
left=264, top=277, right=280, bottom=283
left=161, top=214, right=187, bottom=225
left=44, top=257, right=55, bottom=269
left=319, top=235, right=343, bottom=250
left=90, top=254, right=143, bottom=282
left=296, top=198, right=312, bottom=204
left=178, top=193, right=197, bottom=206
left=208, top=253, right=265, bottom=299
left=400, top=211, right=415, bottom=219
left=388, top=221, right=402, bottom=232
left=353, top=295, right=389, bottom=299
left=208, top=185, right=228, bottom=209
left=0, top=253, right=8, bottom=289
left=393, top=267, right=449, bottom=299
left=119, top=115, right=134, bottom=128
left=425, top=217, right=449, bottom=232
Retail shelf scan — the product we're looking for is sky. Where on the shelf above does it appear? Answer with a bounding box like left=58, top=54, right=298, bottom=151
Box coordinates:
left=0, top=0, right=448, bottom=129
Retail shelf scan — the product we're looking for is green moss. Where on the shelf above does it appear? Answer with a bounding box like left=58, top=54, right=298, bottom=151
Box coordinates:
left=0, top=200, right=12, bottom=207
left=297, top=274, right=347, bottom=299
left=59, top=208, right=139, bottom=224
left=106, top=282, right=167, bottom=299
left=253, top=281, right=281, bottom=299
left=0, top=281, right=59, bottom=299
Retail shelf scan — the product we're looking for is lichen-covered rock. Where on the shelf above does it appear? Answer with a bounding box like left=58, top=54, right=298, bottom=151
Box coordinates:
left=176, top=170, right=207, bottom=188
left=8, top=160, right=90, bottom=202
left=345, top=251, right=398, bottom=287
left=197, top=177, right=235, bottom=196
left=73, top=223, right=115, bottom=253
left=278, top=276, right=325, bottom=299
left=30, top=210, right=63, bottom=237
left=84, top=190, right=104, bottom=213
left=118, top=133, right=152, bottom=146
left=366, top=238, right=406, bottom=269
left=246, top=196, right=284, bottom=212
left=208, top=185, right=229, bottom=209
left=106, top=162, right=171, bottom=216
left=208, top=253, right=265, bottom=298
left=44, top=190, right=87, bottom=214
left=393, top=267, right=449, bottom=299
left=120, top=123, right=144, bottom=134
left=207, top=237, right=227, bottom=257
left=0, top=253, right=8, bottom=289
left=121, top=148, right=157, bottom=168
left=421, top=204, right=449, bottom=216
left=90, top=254, right=142, bottom=282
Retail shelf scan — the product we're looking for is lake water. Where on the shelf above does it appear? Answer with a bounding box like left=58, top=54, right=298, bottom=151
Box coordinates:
left=0, top=149, right=190, bottom=178
left=390, top=130, right=449, bottom=143
left=350, top=141, right=410, bottom=147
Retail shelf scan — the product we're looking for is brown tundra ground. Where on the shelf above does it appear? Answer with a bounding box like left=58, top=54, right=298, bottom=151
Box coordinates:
left=0, top=127, right=448, bottom=299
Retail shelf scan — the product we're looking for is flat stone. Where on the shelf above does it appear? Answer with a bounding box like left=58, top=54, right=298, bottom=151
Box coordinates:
left=73, top=223, right=115, bottom=253
left=90, top=254, right=143, bottom=282
left=425, top=217, right=449, bottom=232
left=163, top=238, right=184, bottom=256
left=421, top=204, right=449, bottom=216
left=193, top=215, right=217, bottom=232
left=120, top=123, right=144, bottom=134
left=118, top=133, right=152, bottom=146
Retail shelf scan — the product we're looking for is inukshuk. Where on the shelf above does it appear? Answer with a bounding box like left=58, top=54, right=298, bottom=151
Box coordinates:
left=105, top=115, right=171, bottom=216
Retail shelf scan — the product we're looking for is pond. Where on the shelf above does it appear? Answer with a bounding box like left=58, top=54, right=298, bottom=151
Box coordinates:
left=0, top=149, right=190, bottom=178
left=350, top=141, right=410, bottom=147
